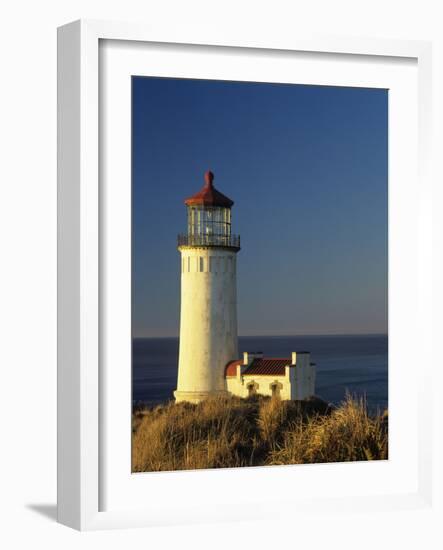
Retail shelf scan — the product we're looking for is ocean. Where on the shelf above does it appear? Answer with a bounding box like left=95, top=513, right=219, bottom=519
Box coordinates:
left=133, top=334, right=388, bottom=412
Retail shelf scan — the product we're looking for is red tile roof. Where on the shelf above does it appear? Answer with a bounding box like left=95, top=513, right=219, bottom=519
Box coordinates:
left=245, top=358, right=290, bottom=376
left=184, top=171, right=234, bottom=208
left=225, top=357, right=291, bottom=377
left=225, top=359, right=243, bottom=377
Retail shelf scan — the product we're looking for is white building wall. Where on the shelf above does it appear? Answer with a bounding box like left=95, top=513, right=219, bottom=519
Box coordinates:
left=308, top=364, right=317, bottom=396
left=226, top=374, right=290, bottom=400
left=289, top=364, right=297, bottom=400
left=175, top=247, right=238, bottom=403
left=291, top=353, right=314, bottom=400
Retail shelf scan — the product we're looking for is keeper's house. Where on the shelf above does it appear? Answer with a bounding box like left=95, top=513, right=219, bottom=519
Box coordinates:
left=225, top=351, right=316, bottom=401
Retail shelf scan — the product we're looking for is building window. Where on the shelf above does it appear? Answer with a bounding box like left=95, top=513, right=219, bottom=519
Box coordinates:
left=270, top=383, right=281, bottom=399
left=247, top=382, right=257, bottom=397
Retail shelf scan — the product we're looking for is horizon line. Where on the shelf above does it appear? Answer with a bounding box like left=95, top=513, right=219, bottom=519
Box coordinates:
left=133, top=331, right=388, bottom=340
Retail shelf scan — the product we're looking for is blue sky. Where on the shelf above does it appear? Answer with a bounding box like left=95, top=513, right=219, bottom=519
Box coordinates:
left=132, top=77, right=388, bottom=337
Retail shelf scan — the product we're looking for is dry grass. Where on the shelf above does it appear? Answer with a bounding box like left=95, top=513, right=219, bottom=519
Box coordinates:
left=267, top=395, right=388, bottom=465
left=132, top=394, right=388, bottom=472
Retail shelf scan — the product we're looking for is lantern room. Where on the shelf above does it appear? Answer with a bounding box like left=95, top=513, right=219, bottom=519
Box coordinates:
left=178, top=171, right=240, bottom=249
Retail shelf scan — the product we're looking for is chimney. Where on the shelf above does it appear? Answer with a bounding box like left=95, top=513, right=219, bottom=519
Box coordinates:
left=243, top=352, right=261, bottom=365
left=292, top=352, right=297, bottom=365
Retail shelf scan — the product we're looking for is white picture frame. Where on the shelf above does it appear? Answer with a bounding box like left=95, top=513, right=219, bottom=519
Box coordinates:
left=57, top=19, right=433, bottom=531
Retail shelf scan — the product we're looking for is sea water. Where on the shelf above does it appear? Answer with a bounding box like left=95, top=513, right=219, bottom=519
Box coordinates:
left=133, top=334, right=388, bottom=412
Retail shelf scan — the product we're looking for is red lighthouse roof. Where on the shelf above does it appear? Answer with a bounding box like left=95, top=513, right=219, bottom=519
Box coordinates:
left=184, top=171, right=234, bottom=208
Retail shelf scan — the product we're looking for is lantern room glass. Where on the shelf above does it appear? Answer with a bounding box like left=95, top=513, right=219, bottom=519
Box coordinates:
left=187, top=206, right=231, bottom=245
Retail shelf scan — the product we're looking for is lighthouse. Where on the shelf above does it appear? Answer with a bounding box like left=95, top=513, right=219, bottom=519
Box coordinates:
left=174, top=171, right=240, bottom=403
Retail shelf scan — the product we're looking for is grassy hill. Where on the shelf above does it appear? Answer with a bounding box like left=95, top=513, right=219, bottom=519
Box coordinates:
left=132, top=394, right=388, bottom=472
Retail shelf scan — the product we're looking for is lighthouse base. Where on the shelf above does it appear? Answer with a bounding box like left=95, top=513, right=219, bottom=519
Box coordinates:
left=174, top=389, right=229, bottom=404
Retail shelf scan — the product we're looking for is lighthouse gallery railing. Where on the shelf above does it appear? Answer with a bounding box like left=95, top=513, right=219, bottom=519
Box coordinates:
left=177, top=233, right=240, bottom=249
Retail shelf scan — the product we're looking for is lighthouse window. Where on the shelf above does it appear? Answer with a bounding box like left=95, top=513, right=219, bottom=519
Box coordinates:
left=187, top=257, right=190, bottom=272
left=209, top=257, right=213, bottom=272
left=186, top=205, right=232, bottom=243
left=199, top=257, right=204, bottom=272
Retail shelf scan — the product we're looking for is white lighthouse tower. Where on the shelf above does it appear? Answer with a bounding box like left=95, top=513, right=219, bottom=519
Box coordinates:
left=174, top=170, right=240, bottom=403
